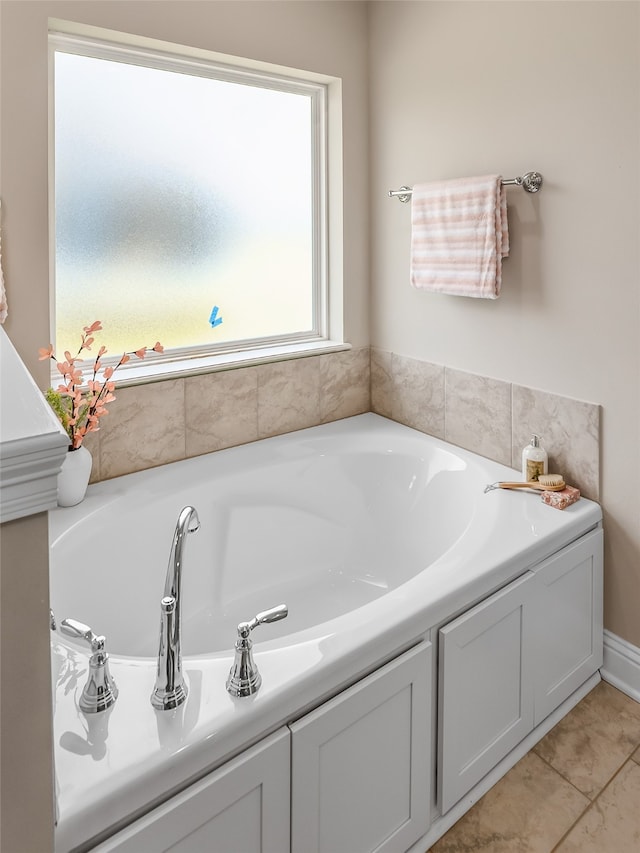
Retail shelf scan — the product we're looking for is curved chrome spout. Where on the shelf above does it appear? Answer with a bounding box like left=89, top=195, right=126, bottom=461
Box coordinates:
left=163, top=505, right=201, bottom=630
left=151, top=506, right=200, bottom=710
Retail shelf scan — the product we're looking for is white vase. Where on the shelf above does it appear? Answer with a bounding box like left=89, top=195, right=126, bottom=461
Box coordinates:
left=57, top=445, right=93, bottom=507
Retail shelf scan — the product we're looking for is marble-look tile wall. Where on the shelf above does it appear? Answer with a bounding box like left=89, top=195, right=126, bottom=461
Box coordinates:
left=85, top=345, right=600, bottom=502
left=85, top=347, right=370, bottom=482
left=371, top=349, right=600, bottom=501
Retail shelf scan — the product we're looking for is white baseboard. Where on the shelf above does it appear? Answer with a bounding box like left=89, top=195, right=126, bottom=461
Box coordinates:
left=601, top=630, right=640, bottom=703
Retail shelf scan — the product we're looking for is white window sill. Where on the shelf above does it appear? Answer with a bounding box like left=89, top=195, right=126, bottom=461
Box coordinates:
left=89, top=339, right=352, bottom=389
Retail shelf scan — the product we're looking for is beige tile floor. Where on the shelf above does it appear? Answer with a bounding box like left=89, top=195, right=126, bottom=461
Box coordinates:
left=429, top=680, right=640, bottom=852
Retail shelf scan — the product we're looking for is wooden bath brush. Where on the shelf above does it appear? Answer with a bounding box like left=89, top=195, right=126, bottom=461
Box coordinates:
left=484, top=474, right=566, bottom=494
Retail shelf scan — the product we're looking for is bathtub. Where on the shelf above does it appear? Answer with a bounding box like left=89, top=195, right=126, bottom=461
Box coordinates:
left=50, top=414, right=602, bottom=851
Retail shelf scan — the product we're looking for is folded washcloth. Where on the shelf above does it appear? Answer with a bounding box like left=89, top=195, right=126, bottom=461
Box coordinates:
left=410, top=174, right=509, bottom=298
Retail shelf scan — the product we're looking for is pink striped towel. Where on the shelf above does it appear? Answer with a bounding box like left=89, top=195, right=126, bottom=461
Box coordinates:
left=410, top=175, right=509, bottom=298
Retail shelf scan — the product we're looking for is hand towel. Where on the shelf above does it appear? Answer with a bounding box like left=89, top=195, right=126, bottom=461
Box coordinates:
left=410, top=175, right=509, bottom=299
left=0, top=200, right=7, bottom=324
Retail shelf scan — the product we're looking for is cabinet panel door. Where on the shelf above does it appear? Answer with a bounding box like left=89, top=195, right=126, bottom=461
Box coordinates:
left=438, top=572, right=535, bottom=814
left=92, top=728, right=290, bottom=853
left=534, top=528, right=603, bottom=725
left=290, top=642, right=432, bottom=853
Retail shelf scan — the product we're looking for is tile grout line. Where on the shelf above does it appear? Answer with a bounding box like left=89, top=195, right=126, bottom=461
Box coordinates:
left=183, top=375, right=188, bottom=460
left=531, top=709, right=640, bottom=804
left=531, top=747, right=594, bottom=802
left=509, top=381, right=514, bottom=469
left=443, top=366, right=447, bottom=440
left=549, top=757, right=636, bottom=853
left=524, top=747, right=594, bottom=852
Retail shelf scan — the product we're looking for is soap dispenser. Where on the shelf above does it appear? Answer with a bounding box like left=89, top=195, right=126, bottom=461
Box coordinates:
left=522, top=434, right=548, bottom=482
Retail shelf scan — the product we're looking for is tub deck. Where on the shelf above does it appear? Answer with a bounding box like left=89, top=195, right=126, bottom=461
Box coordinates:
left=50, top=414, right=602, bottom=851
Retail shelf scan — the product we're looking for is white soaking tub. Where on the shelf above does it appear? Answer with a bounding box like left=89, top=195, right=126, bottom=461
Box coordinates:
left=50, top=414, right=603, bottom=852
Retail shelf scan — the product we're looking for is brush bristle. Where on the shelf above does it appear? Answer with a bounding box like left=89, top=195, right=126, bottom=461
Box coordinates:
left=538, top=473, right=565, bottom=489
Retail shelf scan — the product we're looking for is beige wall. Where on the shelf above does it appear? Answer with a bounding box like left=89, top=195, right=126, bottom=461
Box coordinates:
left=369, top=1, right=640, bottom=646
left=2, top=0, right=640, bottom=847
left=1, top=0, right=370, bottom=384
left=0, top=2, right=369, bottom=849
left=0, top=513, right=54, bottom=853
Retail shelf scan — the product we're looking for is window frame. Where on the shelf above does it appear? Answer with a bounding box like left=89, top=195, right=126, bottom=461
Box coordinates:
left=48, top=26, right=345, bottom=387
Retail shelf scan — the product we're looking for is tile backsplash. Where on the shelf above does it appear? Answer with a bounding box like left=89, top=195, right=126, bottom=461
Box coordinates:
left=85, top=345, right=600, bottom=503
left=86, top=347, right=371, bottom=482
left=371, top=348, right=600, bottom=501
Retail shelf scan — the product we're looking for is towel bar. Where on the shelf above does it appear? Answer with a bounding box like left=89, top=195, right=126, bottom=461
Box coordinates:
left=388, top=171, right=543, bottom=202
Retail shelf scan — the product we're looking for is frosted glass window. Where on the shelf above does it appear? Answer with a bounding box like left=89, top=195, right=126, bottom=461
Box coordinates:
left=52, top=42, right=324, bottom=359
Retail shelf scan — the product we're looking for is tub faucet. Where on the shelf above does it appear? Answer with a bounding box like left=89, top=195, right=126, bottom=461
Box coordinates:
left=151, top=505, right=200, bottom=711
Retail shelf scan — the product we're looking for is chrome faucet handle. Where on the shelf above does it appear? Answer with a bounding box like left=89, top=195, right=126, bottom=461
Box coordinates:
left=151, top=595, right=188, bottom=711
left=226, top=604, right=288, bottom=697
left=238, top=604, right=289, bottom=637
left=59, top=618, right=119, bottom=713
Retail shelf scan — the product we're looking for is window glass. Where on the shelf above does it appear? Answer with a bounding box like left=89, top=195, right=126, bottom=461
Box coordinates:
left=53, top=46, right=321, bottom=359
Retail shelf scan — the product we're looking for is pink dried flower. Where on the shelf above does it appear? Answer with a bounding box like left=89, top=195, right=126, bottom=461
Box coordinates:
left=41, top=321, right=163, bottom=449
left=39, top=345, right=54, bottom=361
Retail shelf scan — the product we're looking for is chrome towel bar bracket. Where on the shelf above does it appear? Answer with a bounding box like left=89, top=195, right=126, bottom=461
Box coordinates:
left=388, top=171, right=543, bottom=202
